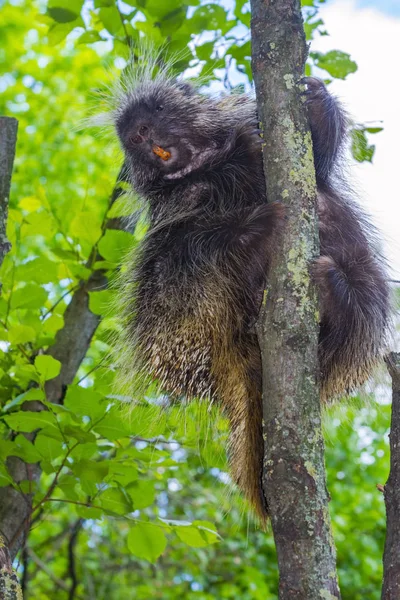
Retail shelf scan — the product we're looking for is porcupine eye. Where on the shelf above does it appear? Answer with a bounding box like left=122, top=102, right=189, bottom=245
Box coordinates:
left=156, top=105, right=164, bottom=112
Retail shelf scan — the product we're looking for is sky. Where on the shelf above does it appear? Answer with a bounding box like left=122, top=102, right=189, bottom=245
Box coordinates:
left=314, top=0, right=400, bottom=279
left=356, top=0, right=400, bottom=17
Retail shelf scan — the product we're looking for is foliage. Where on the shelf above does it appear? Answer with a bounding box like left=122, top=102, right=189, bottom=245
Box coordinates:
left=0, top=0, right=394, bottom=598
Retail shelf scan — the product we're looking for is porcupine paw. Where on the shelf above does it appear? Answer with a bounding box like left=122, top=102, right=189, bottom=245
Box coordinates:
left=299, top=76, right=328, bottom=105
left=311, top=255, right=352, bottom=319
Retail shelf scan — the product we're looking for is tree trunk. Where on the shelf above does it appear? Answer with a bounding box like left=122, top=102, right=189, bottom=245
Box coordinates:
left=0, top=116, right=23, bottom=600
left=250, top=1, right=341, bottom=597
left=382, top=353, right=400, bottom=599
left=0, top=117, right=17, bottom=269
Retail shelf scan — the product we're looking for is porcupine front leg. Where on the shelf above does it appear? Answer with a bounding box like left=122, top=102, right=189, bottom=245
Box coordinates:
left=302, top=77, right=348, bottom=183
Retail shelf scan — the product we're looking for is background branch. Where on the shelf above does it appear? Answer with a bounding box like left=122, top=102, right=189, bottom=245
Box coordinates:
left=250, top=0, right=340, bottom=597
left=67, top=518, right=83, bottom=600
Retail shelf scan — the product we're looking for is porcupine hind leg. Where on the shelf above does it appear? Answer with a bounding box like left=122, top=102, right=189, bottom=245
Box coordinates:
left=212, top=335, right=267, bottom=524
left=314, top=190, right=390, bottom=399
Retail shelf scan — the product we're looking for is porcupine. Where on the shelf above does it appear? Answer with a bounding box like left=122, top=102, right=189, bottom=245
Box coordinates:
left=109, top=62, right=391, bottom=522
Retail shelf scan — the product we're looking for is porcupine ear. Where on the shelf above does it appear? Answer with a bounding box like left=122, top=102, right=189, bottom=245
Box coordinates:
left=175, top=81, right=195, bottom=96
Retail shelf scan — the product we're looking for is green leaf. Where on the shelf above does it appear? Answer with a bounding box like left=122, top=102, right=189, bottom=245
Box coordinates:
left=10, top=434, right=42, bottom=462
left=11, top=364, right=40, bottom=385
left=174, top=524, right=211, bottom=548
left=57, top=474, right=79, bottom=500
left=365, top=126, right=383, bottom=134
left=47, top=7, right=79, bottom=23
left=311, top=50, right=357, bottom=80
left=73, top=459, right=110, bottom=482
left=34, top=355, right=61, bottom=382
left=75, top=505, right=103, bottom=519
left=127, top=523, right=167, bottom=562
left=47, top=0, right=84, bottom=22
left=8, top=324, right=37, bottom=345
left=2, top=389, right=45, bottom=413
left=98, top=6, right=123, bottom=35
left=133, top=216, right=148, bottom=242
left=0, top=464, right=14, bottom=487
left=127, top=479, right=155, bottom=509
left=100, top=487, right=133, bottom=515
left=69, top=211, right=102, bottom=245
left=108, top=462, right=138, bottom=486
left=351, top=128, right=375, bottom=163
left=189, top=4, right=227, bottom=33
left=77, top=30, right=104, bottom=44
left=64, top=387, right=108, bottom=421
left=192, top=520, right=220, bottom=544
left=19, top=196, right=42, bottom=212
left=89, top=289, right=114, bottom=316
left=98, top=230, right=133, bottom=263
left=18, top=257, right=59, bottom=284
left=196, top=41, right=215, bottom=61
left=61, top=424, right=97, bottom=443
left=3, top=411, right=57, bottom=433
left=41, top=314, right=64, bottom=337
left=10, top=284, right=48, bottom=310
left=94, top=0, right=114, bottom=6
left=35, top=432, right=66, bottom=462
left=93, top=407, right=131, bottom=441
left=107, top=196, right=135, bottom=219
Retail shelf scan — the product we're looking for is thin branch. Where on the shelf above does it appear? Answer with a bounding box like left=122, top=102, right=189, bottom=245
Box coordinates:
left=41, top=284, right=79, bottom=320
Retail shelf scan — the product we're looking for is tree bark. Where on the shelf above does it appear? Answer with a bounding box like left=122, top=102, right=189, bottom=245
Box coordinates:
left=382, top=352, right=400, bottom=599
left=0, top=541, right=23, bottom=600
left=250, top=1, right=341, bottom=597
left=0, top=117, right=23, bottom=599
left=0, top=117, right=17, bottom=269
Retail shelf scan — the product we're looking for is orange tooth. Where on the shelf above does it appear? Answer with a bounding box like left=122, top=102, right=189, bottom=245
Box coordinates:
left=152, top=144, right=171, bottom=161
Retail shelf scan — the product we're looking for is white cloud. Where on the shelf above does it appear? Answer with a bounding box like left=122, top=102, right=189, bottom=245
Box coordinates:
left=314, top=0, right=400, bottom=278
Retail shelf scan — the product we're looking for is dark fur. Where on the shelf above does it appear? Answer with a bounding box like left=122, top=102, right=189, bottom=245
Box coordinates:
left=113, top=74, right=390, bottom=522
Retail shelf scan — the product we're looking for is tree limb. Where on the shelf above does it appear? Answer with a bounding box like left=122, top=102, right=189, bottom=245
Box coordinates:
left=250, top=0, right=340, bottom=597
left=381, top=352, right=400, bottom=599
